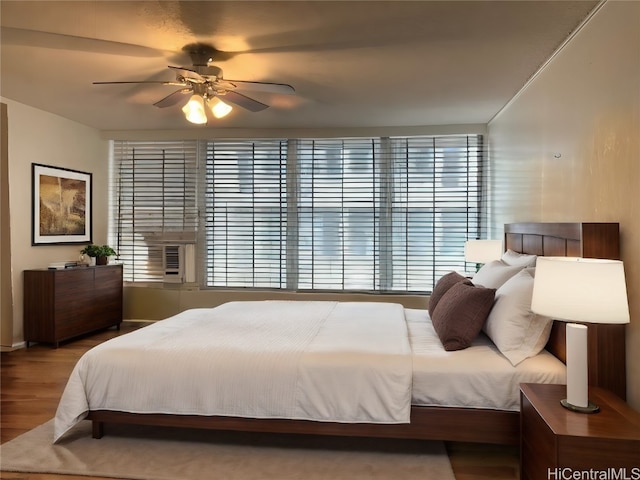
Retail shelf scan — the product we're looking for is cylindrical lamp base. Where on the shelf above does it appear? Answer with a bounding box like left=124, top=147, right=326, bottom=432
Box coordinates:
left=560, top=398, right=600, bottom=414
left=566, top=323, right=589, bottom=408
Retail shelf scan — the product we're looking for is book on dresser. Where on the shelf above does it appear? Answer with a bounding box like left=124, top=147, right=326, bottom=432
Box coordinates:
left=23, top=264, right=123, bottom=347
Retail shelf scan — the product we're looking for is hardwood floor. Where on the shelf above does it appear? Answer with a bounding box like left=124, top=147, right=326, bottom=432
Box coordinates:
left=1, top=323, right=519, bottom=480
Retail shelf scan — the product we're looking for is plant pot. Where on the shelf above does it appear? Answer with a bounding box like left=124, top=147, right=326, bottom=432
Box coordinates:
left=96, top=256, right=108, bottom=266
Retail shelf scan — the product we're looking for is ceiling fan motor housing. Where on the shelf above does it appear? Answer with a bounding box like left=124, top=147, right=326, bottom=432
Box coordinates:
left=194, top=65, right=223, bottom=80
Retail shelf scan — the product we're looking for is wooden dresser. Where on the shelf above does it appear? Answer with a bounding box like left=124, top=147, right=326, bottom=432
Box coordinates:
left=23, top=264, right=123, bottom=347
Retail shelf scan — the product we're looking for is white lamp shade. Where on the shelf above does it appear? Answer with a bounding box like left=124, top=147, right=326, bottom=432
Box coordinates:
left=208, top=97, right=233, bottom=119
left=181, top=95, right=207, bottom=124
left=464, top=240, right=503, bottom=264
left=531, top=257, right=630, bottom=324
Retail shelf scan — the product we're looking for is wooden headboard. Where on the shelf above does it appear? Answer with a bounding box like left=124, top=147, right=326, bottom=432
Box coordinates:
left=504, top=222, right=626, bottom=399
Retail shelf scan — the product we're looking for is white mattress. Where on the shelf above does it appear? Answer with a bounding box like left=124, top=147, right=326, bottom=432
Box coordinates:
left=54, top=301, right=412, bottom=442
left=406, top=308, right=566, bottom=411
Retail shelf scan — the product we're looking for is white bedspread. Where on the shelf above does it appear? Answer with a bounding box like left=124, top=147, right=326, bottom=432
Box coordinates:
left=54, top=301, right=412, bottom=442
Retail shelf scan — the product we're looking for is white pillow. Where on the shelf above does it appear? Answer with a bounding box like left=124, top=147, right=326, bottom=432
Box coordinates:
left=483, top=268, right=553, bottom=366
left=472, top=260, right=523, bottom=289
left=502, top=249, right=537, bottom=268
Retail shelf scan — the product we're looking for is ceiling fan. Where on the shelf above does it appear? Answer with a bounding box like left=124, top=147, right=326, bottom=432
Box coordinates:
left=93, top=43, right=295, bottom=124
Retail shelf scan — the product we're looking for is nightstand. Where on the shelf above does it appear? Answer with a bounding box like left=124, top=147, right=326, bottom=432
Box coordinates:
left=520, top=383, right=640, bottom=480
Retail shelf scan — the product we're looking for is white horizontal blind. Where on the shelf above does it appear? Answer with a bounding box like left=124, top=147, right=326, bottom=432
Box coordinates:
left=110, top=141, right=199, bottom=282
left=297, top=138, right=381, bottom=290
left=111, top=135, right=482, bottom=292
left=389, top=135, right=483, bottom=292
left=203, top=135, right=481, bottom=292
left=204, top=140, right=287, bottom=288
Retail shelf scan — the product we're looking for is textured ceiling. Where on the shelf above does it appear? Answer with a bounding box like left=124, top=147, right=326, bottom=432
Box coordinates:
left=0, top=1, right=598, bottom=132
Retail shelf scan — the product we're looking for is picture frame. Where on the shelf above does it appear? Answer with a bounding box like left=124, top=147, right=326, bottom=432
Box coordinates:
left=32, top=163, right=92, bottom=245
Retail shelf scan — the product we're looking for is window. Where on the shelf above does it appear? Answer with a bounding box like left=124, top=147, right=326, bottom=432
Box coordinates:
left=389, top=136, right=482, bottom=290
left=111, top=135, right=482, bottom=293
left=204, top=140, right=287, bottom=288
left=296, top=138, right=380, bottom=290
left=109, top=141, right=199, bottom=282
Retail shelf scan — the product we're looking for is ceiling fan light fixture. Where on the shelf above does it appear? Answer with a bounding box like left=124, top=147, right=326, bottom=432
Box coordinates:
left=208, top=96, right=233, bottom=119
left=181, top=94, right=207, bottom=124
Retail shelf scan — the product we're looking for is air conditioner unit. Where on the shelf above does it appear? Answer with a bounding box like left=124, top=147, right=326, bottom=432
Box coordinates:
left=163, top=244, right=196, bottom=283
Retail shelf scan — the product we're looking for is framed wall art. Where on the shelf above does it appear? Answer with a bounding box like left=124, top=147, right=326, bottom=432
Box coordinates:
left=32, top=163, right=92, bottom=245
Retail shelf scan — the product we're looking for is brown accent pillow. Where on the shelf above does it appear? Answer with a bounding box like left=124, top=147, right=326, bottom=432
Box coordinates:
left=431, top=282, right=497, bottom=351
left=428, top=271, right=470, bottom=317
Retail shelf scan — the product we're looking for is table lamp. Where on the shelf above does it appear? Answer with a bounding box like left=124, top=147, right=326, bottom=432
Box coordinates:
left=464, top=240, right=502, bottom=272
left=464, top=239, right=503, bottom=265
left=531, top=257, right=630, bottom=413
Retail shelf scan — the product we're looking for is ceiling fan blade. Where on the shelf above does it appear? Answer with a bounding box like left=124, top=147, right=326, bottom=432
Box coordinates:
left=0, top=26, right=169, bottom=58
left=222, top=91, right=269, bottom=112
left=225, top=80, right=295, bottom=95
left=93, top=81, right=185, bottom=86
left=168, top=66, right=205, bottom=83
left=154, top=89, right=192, bottom=108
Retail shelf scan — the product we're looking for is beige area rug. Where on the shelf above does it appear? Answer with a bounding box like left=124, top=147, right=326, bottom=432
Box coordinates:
left=1, top=420, right=456, bottom=480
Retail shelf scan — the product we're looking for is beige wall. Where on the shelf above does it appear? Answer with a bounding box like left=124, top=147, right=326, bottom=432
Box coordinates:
left=1, top=98, right=109, bottom=347
left=488, top=1, right=640, bottom=409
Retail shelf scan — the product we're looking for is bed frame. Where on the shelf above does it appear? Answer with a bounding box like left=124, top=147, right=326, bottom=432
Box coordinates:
left=89, top=222, right=626, bottom=445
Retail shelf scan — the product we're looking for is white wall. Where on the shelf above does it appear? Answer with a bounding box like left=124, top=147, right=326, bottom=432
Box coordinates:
left=488, top=1, right=640, bottom=409
left=1, top=98, right=108, bottom=347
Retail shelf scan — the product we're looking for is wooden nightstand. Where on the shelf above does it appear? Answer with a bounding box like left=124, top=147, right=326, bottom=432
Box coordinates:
left=520, top=383, right=640, bottom=480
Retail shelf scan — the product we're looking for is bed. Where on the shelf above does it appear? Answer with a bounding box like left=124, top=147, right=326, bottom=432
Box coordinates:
left=54, top=222, right=626, bottom=445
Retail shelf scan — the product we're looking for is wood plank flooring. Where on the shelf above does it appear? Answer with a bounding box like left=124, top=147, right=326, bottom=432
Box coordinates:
left=1, top=323, right=519, bottom=480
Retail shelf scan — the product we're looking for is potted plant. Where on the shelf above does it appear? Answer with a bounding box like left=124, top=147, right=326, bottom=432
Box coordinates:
left=81, top=244, right=117, bottom=265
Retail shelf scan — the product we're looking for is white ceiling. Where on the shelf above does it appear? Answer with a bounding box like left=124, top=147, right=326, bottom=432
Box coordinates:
left=0, top=1, right=597, bottom=132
